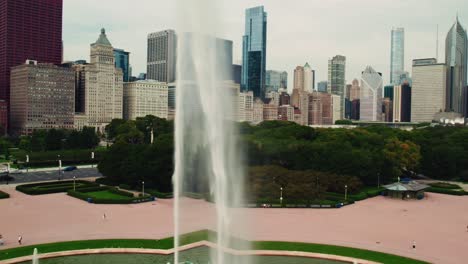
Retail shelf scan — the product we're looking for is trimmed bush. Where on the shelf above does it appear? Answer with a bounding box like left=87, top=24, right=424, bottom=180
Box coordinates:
left=67, top=187, right=152, bottom=204
left=427, top=187, right=468, bottom=196
left=141, top=189, right=173, bottom=199
left=428, top=182, right=461, bottom=190
left=0, top=190, right=9, bottom=199
left=109, top=188, right=134, bottom=198
left=16, top=180, right=98, bottom=195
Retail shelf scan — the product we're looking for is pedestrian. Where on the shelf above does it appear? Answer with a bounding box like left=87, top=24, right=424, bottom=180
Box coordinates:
left=412, top=241, right=416, bottom=250
left=18, top=235, right=22, bottom=245
left=103, top=213, right=106, bottom=220
left=0, top=234, right=4, bottom=246
left=466, top=225, right=468, bottom=232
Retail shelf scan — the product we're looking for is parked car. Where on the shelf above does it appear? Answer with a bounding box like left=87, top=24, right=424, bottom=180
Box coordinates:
left=63, top=166, right=77, bottom=172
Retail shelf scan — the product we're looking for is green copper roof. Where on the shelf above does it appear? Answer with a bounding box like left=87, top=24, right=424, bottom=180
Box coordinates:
left=94, top=28, right=112, bottom=46
left=304, top=62, right=310, bottom=68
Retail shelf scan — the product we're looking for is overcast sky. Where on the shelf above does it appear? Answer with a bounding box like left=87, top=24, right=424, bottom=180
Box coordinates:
left=63, top=0, right=468, bottom=88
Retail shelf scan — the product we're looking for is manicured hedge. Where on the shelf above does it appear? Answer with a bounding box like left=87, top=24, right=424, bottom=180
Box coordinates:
left=16, top=180, right=98, bottom=195
left=67, top=187, right=152, bottom=204
left=428, top=182, right=462, bottom=190
left=11, top=149, right=106, bottom=168
left=0, top=190, right=9, bottom=199
left=427, top=187, right=468, bottom=196
left=110, top=188, right=134, bottom=198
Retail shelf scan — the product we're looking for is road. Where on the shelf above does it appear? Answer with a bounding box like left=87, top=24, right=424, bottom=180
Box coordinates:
left=1, top=167, right=102, bottom=184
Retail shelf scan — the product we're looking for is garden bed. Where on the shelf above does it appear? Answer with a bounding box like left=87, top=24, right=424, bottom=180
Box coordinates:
left=16, top=180, right=98, bottom=195
left=68, top=186, right=153, bottom=204
left=0, top=190, right=9, bottom=199
left=426, top=182, right=468, bottom=196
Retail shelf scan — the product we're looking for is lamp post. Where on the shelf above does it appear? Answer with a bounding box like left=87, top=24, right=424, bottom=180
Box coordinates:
left=73, top=176, right=76, bottom=191
left=58, top=155, right=62, bottom=180
left=280, top=187, right=283, bottom=206
left=25, top=155, right=29, bottom=172
left=91, top=152, right=95, bottom=168
left=377, top=172, right=380, bottom=188
left=142, top=181, right=145, bottom=196
left=345, top=185, right=348, bottom=201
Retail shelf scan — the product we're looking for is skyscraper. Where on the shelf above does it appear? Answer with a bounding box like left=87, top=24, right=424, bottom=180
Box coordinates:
left=445, top=17, right=467, bottom=116
left=280, top=71, right=288, bottom=89
left=265, top=70, right=283, bottom=93
left=411, top=58, right=446, bottom=122
left=10, top=61, right=75, bottom=135
left=242, top=6, right=267, bottom=99
left=390, top=28, right=405, bottom=85
left=360, top=66, right=383, bottom=121
left=114, top=48, right=130, bottom=82
left=317, top=81, right=328, bottom=93
left=328, top=55, right=346, bottom=118
left=294, top=66, right=304, bottom=91
left=147, top=30, right=176, bottom=82
left=303, top=63, right=313, bottom=93
left=0, top=0, right=63, bottom=126
left=76, top=29, right=123, bottom=131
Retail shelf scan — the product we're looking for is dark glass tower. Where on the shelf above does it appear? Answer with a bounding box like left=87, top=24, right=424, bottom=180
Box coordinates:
left=0, top=0, right=63, bottom=116
left=242, top=6, right=267, bottom=99
left=445, top=16, right=467, bottom=116
left=114, top=48, right=130, bottom=82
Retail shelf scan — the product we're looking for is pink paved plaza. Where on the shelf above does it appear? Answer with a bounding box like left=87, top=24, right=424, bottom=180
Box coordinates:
left=1, top=185, right=468, bottom=264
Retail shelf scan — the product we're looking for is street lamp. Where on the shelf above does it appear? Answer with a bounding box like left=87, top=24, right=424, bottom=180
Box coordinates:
left=73, top=176, right=76, bottom=191
left=91, top=152, right=95, bottom=168
left=142, top=181, right=145, bottom=196
left=58, top=155, right=62, bottom=180
left=25, top=155, right=29, bottom=172
left=345, top=185, right=348, bottom=201
left=280, top=187, right=283, bottom=206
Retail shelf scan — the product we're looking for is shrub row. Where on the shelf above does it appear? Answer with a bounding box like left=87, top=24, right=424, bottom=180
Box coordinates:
left=428, top=182, right=462, bottom=190
left=0, top=190, right=9, bottom=199
left=16, top=180, right=98, bottom=195
left=146, top=189, right=173, bottom=199
left=427, top=187, right=468, bottom=196
left=110, top=188, right=134, bottom=198
left=67, top=187, right=152, bottom=204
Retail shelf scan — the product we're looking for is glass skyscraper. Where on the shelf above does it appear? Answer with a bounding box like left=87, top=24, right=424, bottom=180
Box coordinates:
left=390, top=28, right=405, bottom=85
left=445, top=17, right=467, bottom=116
left=328, top=55, right=346, bottom=118
left=242, top=6, right=267, bottom=99
left=114, top=48, right=130, bottom=82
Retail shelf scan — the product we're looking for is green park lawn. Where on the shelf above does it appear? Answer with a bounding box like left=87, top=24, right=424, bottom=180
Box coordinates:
left=0, top=230, right=428, bottom=264
left=85, top=190, right=133, bottom=200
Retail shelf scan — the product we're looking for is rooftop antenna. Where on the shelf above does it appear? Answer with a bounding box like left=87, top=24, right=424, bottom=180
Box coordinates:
left=436, top=24, right=439, bottom=62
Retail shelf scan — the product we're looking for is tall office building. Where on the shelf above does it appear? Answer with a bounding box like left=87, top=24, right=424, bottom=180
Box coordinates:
left=75, top=29, right=123, bottom=131
left=390, top=28, right=405, bottom=85
left=303, top=63, right=313, bottom=93
left=280, top=71, right=288, bottom=89
left=0, top=0, right=63, bottom=127
left=10, top=60, right=74, bottom=135
left=266, top=70, right=283, bottom=93
left=114, top=48, right=130, bottom=82
left=147, top=30, right=176, bottom=82
left=328, top=55, right=346, bottom=118
left=411, top=58, right=446, bottom=122
left=232, top=64, right=242, bottom=85
left=242, top=6, right=267, bottom=99
left=393, top=82, right=411, bottom=122
left=360, top=66, right=383, bottom=121
left=349, top=79, right=360, bottom=101
left=123, top=80, right=168, bottom=120
left=445, top=17, right=467, bottom=116
left=317, top=81, right=328, bottom=93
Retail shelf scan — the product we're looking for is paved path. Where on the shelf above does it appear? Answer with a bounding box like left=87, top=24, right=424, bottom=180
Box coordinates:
left=1, top=168, right=101, bottom=185
left=0, top=189, right=467, bottom=264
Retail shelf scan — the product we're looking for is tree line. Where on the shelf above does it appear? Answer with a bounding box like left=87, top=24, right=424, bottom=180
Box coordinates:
left=97, top=117, right=468, bottom=193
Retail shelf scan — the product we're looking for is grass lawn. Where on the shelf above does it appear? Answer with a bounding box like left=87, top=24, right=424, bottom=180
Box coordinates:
left=85, top=190, right=133, bottom=200
left=0, top=230, right=428, bottom=264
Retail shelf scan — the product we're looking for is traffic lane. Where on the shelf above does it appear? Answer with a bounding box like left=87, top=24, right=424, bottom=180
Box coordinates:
left=3, top=168, right=102, bottom=184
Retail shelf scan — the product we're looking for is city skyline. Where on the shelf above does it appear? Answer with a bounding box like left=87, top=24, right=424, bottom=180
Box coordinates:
left=63, top=0, right=468, bottom=88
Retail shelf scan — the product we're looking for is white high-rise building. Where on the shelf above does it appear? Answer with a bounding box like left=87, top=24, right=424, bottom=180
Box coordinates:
left=238, top=91, right=254, bottom=122
left=411, top=58, right=447, bottom=122
left=303, top=63, right=313, bottom=93
left=332, top=94, right=341, bottom=124
left=75, top=29, right=123, bottom=131
left=123, top=80, right=168, bottom=120
left=360, top=66, right=383, bottom=121
left=147, top=30, right=176, bottom=83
